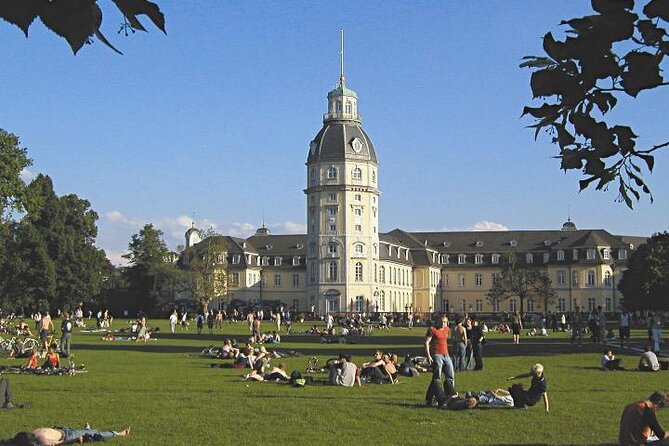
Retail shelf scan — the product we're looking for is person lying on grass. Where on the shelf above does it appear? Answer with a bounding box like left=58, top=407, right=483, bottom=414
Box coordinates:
left=244, top=363, right=289, bottom=382
left=464, top=389, right=515, bottom=408
left=507, top=363, right=549, bottom=412
left=5, top=423, right=130, bottom=445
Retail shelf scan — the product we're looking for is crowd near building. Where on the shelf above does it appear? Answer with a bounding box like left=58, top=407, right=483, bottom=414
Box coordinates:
left=179, top=50, right=645, bottom=317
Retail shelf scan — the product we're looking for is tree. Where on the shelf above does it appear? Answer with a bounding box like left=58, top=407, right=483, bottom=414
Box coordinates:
left=522, top=0, right=668, bottom=208
left=23, top=174, right=108, bottom=311
left=619, top=231, right=668, bottom=310
left=486, top=254, right=557, bottom=314
left=0, top=128, right=32, bottom=219
left=0, top=221, right=57, bottom=313
left=0, top=0, right=165, bottom=55
left=178, top=234, right=228, bottom=314
left=122, top=223, right=178, bottom=312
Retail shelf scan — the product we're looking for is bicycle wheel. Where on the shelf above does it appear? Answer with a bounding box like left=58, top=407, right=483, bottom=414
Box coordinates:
left=22, top=338, right=39, bottom=353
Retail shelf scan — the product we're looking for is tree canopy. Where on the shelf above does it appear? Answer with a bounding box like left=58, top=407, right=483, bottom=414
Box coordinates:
left=0, top=0, right=165, bottom=54
left=486, top=254, right=557, bottom=314
left=619, top=231, right=668, bottom=310
left=0, top=129, right=32, bottom=219
left=522, top=0, right=668, bottom=208
left=178, top=234, right=229, bottom=314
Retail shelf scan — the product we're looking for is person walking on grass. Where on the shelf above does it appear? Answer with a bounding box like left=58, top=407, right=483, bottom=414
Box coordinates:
left=424, top=313, right=456, bottom=407
left=169, top=310, right=178, bottom=334
left=619, top=391, right=669, bottom=446
left=511, top=312, right=522, bottom=344
left=60, top=312, right=73, bottom=357
left=571, top=306, right=583, bottom=346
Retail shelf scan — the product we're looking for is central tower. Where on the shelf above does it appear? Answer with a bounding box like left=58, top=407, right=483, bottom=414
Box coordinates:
left=305, top=31, right=380, bottom=314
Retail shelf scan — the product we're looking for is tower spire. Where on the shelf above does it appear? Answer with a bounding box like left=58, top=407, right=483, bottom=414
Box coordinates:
left=339, top=29, right=345, bottom=87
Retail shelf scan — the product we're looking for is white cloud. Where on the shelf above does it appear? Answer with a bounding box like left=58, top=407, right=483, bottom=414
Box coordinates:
left=103, top=210, right=139, bottom=226
left=106, top=251, right=129, bottom=267
left=20, top=168, right=37, bottom=182
left=466, top=221, right=509, bottom=231
left=271, top=221, right=307, bottom=234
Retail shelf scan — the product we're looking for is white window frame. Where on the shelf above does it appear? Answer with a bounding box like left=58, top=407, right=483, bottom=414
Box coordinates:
left=458, top=254, right=466, bottom=264
left=491, top=253, right=500, bottom=264
left=475, top=273, right=482, bottom=287
left=587, top=248, right=596, bottom=260
left=474, top=254, right=483, bottom=264
left=557, top=250, right=565, bottom=261
left=352, top=167, right=362, bottom=181
left=526, top=253, right=534, bottom=264
left=327, top=166, right=338, bottom=180
left=355, top=262, right=363, bottom=282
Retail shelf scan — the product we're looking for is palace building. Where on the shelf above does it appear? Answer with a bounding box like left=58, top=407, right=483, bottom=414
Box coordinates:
left=180, top=44, right=645, bottom=316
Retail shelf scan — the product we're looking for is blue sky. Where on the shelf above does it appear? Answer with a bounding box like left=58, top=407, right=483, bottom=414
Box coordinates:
left=1, top=1, right=667, bottom=265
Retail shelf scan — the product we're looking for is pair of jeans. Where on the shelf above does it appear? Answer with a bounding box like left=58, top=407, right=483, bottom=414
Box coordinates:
left=425, top=353, right=455, bottom=404
left=60, top=332, right=72, bottom=356
left=454, top=342, right=467, bottom=371
left=59, top=427, right=119, bottom=442
left=472, top=343, right=483, bottom=370
left=652, top=328, right=662, bottom=353
left=0, top=378, right=13, bottom=406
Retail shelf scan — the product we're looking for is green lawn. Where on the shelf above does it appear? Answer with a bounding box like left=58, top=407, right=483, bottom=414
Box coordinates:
left=0, top=321, right=666, bottom=445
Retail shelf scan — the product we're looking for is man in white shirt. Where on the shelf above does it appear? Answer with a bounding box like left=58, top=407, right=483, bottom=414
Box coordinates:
left=639, top=345, right=661, bottom=372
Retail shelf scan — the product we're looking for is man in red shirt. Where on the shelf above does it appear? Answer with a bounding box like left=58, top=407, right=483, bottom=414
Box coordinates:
left=619, top=391, right=669, bottom=445
left=424, top=313, right=456, bottom=406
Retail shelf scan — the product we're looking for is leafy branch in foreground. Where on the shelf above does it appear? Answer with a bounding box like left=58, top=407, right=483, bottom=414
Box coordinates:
left=521, top=0, right=668, bottom=208
left=0, top=0, right=166, bottom=54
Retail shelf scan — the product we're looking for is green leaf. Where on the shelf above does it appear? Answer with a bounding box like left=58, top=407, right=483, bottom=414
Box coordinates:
left=621, top=51, right=663, bottom=97
left=643, top=0, right=669, bottom=22
left=639, top=154, right=655, bottom=171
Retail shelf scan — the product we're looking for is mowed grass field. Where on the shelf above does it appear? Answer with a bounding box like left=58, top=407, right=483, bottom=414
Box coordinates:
left=0, top=320, right=666, bottom=446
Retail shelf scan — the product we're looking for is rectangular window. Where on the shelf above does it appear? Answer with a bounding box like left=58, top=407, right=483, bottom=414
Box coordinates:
left=355, top=296, right=364, bottom=312
left=527, top=300, right=534, bottom=312
left=526, top=253, right=534, bottom=264
left=292, top=256, right=300, bottom=266
left=274, top=274, right=281, bottom=286
left=327, top=207, right=337, bottom=216
left=588, top=298, right=596, bottom=312
left=230, top=272, right=240, bottom=287
left=557, top=250, right=565, bottom=261
left=618, top=249, right=627, bottom=260
left=460, top=299, right=466, bottom=312
left=441, top=254, right=449, bottom=264
left=458, top=273, right=466, bottom=287
left=573, top=249, right=579, bottom=260
left=443, top=273, right=450, bottom=287
left=475, top=273, right=482, bottom=287
left=492, top=254, right=500, bottom=264
left=274, top=257, right=282, bottom=266
left=458, top=254, right=466, bottom=264
left=329, top=193, right=337, bottom=201
left=587, top=248, right=596, bottom=260
left=292, top=273, right=299, bottom=287
left=557, top=270, right=566, bottom=286
left=558, top=298, right=566, bottom=312
left=475, top=299, right=483, bottom=312
left=491, top=273, right=500, bottom=284
left=329, top=224, right=336, bottom=232
left=572, top=271, right=579, bottom=287
left=492, top=299, right=500, bottom=312
left=355, top=194, right=362, bottom=201
left=354, top=224, right=362, bottom=232
left=261, top=257, right=269, bottom=266
left=354, top=208, right=362, bottom=216
left=510, top=299, right=517, bottom=312
left=603, top=249, right=610, bottom=260
left=605, top=297, right=612, bottom=312
left=475, top=254, right=483, bottom=264
left=232, top=255, right=241, bottom=265
left=543, top=252, right=550, bottom=264
left=586, top=270, right=596, bottom=287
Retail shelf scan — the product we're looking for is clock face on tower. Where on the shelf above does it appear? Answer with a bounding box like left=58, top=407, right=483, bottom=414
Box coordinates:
left=351, top=137, right=364, bottom=153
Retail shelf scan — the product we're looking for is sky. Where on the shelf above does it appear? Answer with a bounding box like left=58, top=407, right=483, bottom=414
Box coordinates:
left=1, top=1, right=667, bottom=266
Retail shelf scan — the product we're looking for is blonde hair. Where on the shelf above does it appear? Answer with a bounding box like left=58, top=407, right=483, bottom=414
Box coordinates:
left=530, top=363, right=544, bottom=374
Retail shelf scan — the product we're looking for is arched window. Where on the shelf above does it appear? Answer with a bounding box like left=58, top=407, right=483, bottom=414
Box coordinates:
left=354, top=243, right=364, bottom=255
left=328, top=261, right=338, bottom=282
left=604, top=270, right=612, bottom=286
left=355, top=262, right=363, bottom=281
left=327, top=166, right=338, bottom=180
left=328, top=242, right=338, bottom=256
left=352, top=167, right=362, bottom=180
left=586, top=270, right=596, bottom=287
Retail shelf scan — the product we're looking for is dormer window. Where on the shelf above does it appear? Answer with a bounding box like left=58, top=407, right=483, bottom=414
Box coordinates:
left=274, top=257, right=282, bottom=266
left=587, top=248, right=596, bottom=260
left=526, top=253, right=534, bottom=264
left=475, top=254, right=483, bottom=264
left=491, top=254, right=500, bottom=264
left=292, top=256, right=300, bottom=266
left=261, top=256, right=270, bottom=266
left=441, top=254, right=449, bottom=264
left=557, top=250, right=565, bottom=261
left=603, top=248, right=610, bottom=260
left=618, top=248, right=627, bottom=260
left=232, top=255, right=241, bottom=265
left=573, top=249, right=579, bottom=260
left=475, top=241, right=484, bottom=247
left=458, top=254, right=466, bottom=264
left=543, top=252, right=550, bottom=263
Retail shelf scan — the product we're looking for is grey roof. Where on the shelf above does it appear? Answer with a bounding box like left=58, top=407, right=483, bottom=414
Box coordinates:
left=307, top=122, right=377, bottom=164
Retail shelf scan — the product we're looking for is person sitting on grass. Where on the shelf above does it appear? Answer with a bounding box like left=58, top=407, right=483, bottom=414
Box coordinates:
left=245, top=363, right=290, bottom=382
left=619, top=390, right=669, bottom=446
left=326, top=354, right=357, bottom=387
left=218, top=339, right=240, bottom=359
left=26, top=351, right=39, bottom=370
left=42, top=345, right=60, bottom=370
left=602, top=349, right=624, bottom=371
left=357, top=350, right=391, bottom=385
left=6, top=423, right=130, bottom=445
left=638, top=345, right=661, bottom=372
left=506, top=363, right=549, bottom=412
left=382, top=354, right=399, bottom=384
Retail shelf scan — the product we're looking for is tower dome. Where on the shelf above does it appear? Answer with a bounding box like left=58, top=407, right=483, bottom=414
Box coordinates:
left=561, top=217, right=577, bottom=231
